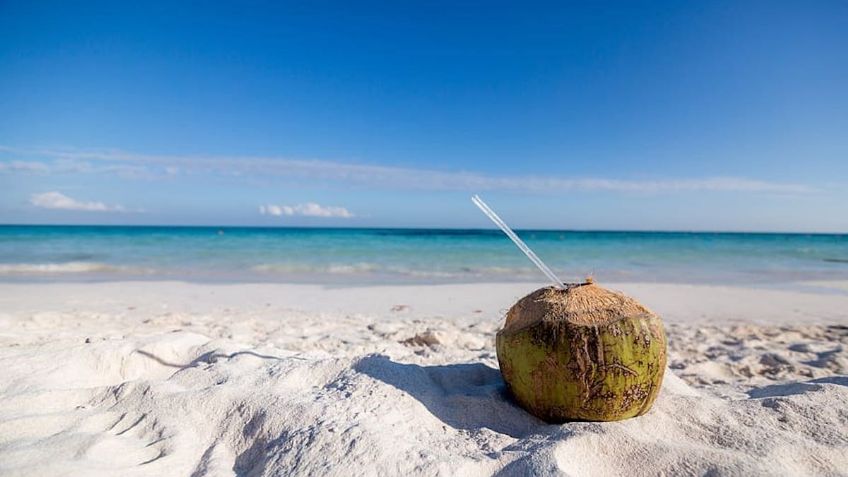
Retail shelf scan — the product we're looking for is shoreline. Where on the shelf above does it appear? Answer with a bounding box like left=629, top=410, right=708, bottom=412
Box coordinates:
left=2, top=280, right=847, bottom=325
left=3, top=269, right=848, bottom=289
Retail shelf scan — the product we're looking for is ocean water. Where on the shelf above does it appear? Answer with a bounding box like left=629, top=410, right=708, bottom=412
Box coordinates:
left=0, top=225, right=847, bottom=285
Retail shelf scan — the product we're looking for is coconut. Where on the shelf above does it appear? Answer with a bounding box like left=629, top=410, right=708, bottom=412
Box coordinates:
left=496, top=279, right=667, bottom=422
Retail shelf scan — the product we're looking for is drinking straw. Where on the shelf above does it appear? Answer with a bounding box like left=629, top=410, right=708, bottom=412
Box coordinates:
left=471, top=194, right=565, bottom=289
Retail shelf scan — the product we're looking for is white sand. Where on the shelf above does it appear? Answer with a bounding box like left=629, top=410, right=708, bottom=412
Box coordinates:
left=0, top=281, right=846, bottom=476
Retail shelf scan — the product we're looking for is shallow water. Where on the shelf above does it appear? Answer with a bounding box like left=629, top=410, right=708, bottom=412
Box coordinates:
left=1, top=225, right=847, bottom=285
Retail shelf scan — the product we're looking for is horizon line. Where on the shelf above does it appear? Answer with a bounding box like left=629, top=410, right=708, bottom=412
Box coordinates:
left=0, top=223, right=845, bottom=236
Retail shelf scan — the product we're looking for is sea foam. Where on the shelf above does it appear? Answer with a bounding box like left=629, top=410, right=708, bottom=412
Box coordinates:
left=0, top=262, right=148, bottom=274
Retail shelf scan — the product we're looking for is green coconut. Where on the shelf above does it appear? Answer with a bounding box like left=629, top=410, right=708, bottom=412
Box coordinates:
left=496, top=279, right=667, bottom=422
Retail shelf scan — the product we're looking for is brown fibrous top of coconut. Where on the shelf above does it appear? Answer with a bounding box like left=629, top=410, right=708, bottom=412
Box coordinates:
left=502, top=282, right=655, bottom=332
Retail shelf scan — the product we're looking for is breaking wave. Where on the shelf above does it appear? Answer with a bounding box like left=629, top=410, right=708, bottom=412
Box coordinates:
left=251, top=262, right=539, bottom=279
left=0, top=262, right=149, bottom=274
left=252, top=263, right=380, bottom=274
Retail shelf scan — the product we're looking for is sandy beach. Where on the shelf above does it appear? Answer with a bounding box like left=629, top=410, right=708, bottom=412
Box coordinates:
left=4, top=0, right=847, bottom=474
left=0, top=280, right=846, bottom=476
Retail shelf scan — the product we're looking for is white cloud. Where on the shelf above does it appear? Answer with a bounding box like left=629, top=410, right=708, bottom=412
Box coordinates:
left=30, top=191, right=126, bottom=212
left=0, top=145, right=816, bottom=195
left=259, top=202, right=354, bottom=218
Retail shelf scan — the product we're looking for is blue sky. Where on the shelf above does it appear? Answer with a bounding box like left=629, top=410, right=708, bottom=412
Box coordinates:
left=1, top=1, right=846, bottom=231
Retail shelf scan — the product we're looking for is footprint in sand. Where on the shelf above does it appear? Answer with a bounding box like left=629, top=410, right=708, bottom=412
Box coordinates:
left=0, top=404, right=172, bottom=475
left=80, top=411, right=169, bottom=467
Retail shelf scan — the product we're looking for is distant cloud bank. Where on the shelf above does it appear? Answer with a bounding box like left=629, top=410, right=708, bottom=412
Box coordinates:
left=259, top=203, right=354, bottom=218
left=1, top=145, right=815, bottom=195
left=30, top=191, right=126, bottom=212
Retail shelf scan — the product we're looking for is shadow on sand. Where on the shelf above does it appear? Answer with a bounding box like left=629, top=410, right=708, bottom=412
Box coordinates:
left=136, top=349, right=287, bottom=369
left=354, top=354, right=545, bottom=439
left=747, top=375, right=848, bottom=399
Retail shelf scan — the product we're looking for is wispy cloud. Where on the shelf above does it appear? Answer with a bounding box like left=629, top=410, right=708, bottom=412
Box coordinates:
left=259, top=203, right=354, bottom=218
left=0, top=160, right=51, bottom=173
left=30, top=191, right=126, bottom=212
left=0, top=145, right=815, bottom=194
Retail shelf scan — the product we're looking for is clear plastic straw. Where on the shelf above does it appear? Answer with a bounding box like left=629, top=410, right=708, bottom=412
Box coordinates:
left=471, top=194, right=565, bottom=289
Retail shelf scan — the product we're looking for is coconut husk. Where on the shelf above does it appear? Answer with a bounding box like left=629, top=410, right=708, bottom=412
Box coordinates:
left=497, top=280, right=667, bottom=422
left=503, top=279, right=655, bottom=331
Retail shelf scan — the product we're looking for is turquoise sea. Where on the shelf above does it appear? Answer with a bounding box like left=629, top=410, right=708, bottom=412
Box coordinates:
left=0, top=225, right=847, bottom=285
